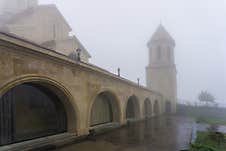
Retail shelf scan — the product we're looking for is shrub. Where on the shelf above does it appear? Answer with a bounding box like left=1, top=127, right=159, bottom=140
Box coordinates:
left=186, top=143, right=214, bottom=151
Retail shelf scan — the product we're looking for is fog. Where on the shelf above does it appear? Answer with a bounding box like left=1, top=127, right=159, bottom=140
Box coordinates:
left=6, top=0, right=226, bottom=105
left=38, top=0, right=226, bottom=105
left=0, top=1, right=226, bottom=150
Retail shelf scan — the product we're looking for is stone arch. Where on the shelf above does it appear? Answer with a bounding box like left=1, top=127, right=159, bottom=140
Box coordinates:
left=143, top=98, right=152, bottom=118
left=165, top=101, right=172, bottom=114
left=88, top=90, right=121, bottom=127
left=0, top=75, right=79, bottom=136
left=154, top=100, right=160, bottom=116
left=125, top=95, right=140, bottom=120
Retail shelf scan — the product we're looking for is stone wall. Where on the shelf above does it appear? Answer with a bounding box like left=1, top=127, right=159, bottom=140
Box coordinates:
left=0, top=32, right=165, bottom=143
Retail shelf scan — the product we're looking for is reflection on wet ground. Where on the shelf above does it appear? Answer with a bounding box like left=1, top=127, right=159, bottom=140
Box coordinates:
left=55, top=116, right=194, bottom=151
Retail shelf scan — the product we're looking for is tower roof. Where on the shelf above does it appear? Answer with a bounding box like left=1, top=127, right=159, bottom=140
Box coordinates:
left=148, top=24, right=175, bottom=46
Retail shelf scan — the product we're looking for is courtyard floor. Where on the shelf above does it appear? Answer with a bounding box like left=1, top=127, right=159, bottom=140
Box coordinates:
left=54, top=116, right=194, bottom=151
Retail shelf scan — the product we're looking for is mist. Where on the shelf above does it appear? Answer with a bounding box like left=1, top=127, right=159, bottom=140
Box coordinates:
left=39, top=0, right=226, bottom=105
left=11, top=0, right=226, bottom=105
left=0, top=1, right=226, bottom=150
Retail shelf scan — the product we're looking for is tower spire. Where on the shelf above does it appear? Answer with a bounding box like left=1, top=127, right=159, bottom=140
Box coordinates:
left=148, top=24, right=175, bottom=47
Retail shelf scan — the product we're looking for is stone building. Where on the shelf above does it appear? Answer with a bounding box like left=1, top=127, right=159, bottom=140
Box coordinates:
left=0, top=32, right=164, bottom=149
left=0, top=0, right=91, bottom=62
left=146, top=24, right=177, bottom=113
left=0, top=2, right=178, bottom=149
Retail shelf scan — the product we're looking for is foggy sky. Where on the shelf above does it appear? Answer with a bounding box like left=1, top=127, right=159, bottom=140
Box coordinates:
left=40, top=0, right=226, bottom=105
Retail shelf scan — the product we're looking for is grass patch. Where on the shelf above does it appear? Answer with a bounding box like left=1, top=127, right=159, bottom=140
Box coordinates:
left=178, top=105, right=226, bottom=151
left=177, top=104, right=226, bottom=126
left=196, top=117, right=226, bottom=126
left=196, top=132, right=226, bottom=150
left=183, top=131, right=226, bottom=151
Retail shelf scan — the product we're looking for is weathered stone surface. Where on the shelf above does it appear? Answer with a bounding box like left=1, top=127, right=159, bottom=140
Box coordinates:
left=0, top=32, right=166, bottom=149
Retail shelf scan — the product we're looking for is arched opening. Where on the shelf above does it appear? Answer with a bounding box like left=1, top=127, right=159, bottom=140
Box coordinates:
left=90, top=92, right=120, bottom=126
left=0, top=82, right=69, bottom=146
left=126, top=95, right=140, bottom=120
left=165, top=101, right=172, bottom=114
left=143, top=98, right=152, bottom=118
left=154, top=100, right=160, bottom=116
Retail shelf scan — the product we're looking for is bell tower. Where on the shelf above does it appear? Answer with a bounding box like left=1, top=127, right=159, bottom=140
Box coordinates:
left=146, top=24, right=177, bottom=113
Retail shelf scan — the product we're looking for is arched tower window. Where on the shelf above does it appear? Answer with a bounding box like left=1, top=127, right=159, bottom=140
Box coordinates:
left=167, top=46, right=171, bottom=60
left=157, top=46, right=161, bottom=60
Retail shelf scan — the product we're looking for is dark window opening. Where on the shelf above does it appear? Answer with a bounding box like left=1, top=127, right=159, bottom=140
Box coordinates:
left=90, top=93, right=113, bottom=126
left=0, top=83, right=67, bottom=146
left=157, top=46, right=162, bottom=60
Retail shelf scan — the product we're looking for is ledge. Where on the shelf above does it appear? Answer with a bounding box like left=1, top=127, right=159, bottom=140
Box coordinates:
left=0, top=133, right=81, bottom=151
left=0, top=32, right=162, bottom=97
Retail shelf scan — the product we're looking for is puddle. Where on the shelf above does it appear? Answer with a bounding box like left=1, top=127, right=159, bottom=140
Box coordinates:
left=55, top=116, right=194, bottom=151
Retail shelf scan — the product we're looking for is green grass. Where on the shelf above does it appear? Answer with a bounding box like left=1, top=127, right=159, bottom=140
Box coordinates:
left=196, top=117, right=226, bottom=126
left=177, top=105, right=226, bottom=126
left=178, top=105, right=226, bottom=151
left=182, top=132, right=226, bottom=151
left=192, top=132, right=226, bottom=151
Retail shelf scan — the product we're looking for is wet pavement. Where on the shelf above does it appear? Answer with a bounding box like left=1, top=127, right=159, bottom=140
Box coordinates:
left=55, top=116, right=194, bottom=151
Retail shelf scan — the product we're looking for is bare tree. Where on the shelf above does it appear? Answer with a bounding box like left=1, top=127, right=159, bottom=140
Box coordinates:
left=198, top=91, right=215, bottom=106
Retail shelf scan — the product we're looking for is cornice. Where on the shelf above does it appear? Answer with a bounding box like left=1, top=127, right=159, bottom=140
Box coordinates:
left=0, top=32, right=163, bottom=97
